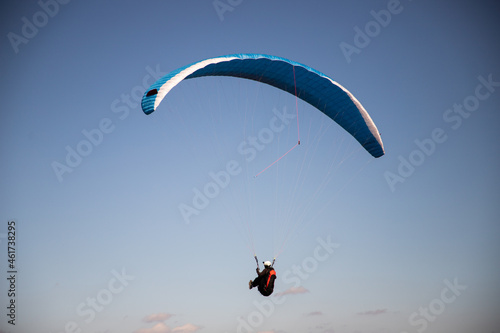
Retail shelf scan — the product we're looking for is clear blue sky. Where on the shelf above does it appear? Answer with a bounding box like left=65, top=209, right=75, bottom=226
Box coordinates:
left=1, top=1, right=499, bottom=333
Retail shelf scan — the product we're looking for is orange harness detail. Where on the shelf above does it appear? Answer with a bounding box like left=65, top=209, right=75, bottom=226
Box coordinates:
left=265, top=269, right=276, bottom=289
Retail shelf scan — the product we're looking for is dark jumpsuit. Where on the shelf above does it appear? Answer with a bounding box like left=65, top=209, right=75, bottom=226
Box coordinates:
left=251, top=266, right=276, bottom=296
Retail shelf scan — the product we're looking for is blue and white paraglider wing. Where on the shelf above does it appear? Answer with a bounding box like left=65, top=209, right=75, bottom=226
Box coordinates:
left=141, top=53, right=384, bottom=158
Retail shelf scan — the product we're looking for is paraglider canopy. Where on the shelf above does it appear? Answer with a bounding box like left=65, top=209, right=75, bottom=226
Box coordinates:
left=141, top=53, right=384, bottom=158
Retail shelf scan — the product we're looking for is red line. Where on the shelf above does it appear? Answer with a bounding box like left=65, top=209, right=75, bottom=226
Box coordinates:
left=254, top=66, right=302, bottom=178
left=254, top=143, right=299, bottom=178
left=293, top=66, right=300, bottom=144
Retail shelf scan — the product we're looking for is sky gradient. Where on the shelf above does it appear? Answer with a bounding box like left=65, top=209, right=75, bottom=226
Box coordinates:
left=1, top=1, right=499, bottom=333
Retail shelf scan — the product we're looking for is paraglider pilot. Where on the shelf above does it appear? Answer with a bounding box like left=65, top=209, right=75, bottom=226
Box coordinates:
left=249, top=260, right=276, bottom=297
